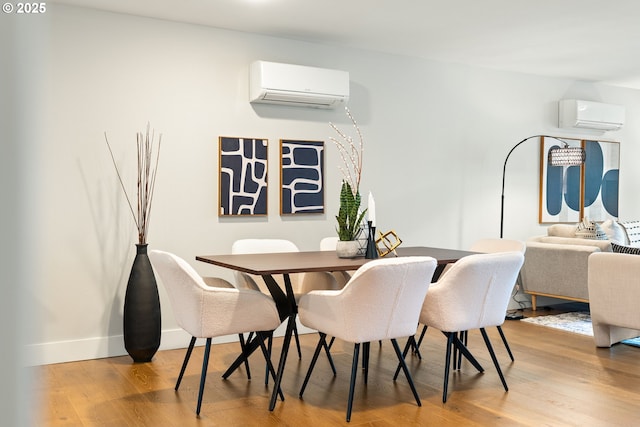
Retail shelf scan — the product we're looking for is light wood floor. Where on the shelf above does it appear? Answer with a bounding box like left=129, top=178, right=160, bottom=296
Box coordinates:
left=38, top=304, right=640, bottom=426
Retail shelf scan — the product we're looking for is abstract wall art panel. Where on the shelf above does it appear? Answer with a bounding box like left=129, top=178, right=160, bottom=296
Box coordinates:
left=539, top=137, right=620, bottom=223
left=219, top=136, right=267, bottom=216
left=539, top=136, right=582, bottom=223
left=280, top=139, right=324, bottom=215
left=582, top=140, right=619, bottom=221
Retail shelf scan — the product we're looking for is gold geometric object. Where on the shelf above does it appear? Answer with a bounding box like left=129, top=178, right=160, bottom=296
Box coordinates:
left=375, top=230, right=403, bottom=257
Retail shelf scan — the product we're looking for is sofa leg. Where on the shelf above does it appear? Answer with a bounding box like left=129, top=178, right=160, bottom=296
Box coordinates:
left=531, top=295, right=537, bottom=311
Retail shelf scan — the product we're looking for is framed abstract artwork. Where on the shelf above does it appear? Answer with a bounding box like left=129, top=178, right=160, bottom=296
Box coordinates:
left=280, top=139, right=324, bottom=215
left=218, top=136, right=268, bottom=216
left=539, top=136, right=619, bottom=223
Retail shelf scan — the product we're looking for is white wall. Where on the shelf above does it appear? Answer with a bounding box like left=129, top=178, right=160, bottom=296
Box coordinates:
left=29, top=4, right=640, bottom=365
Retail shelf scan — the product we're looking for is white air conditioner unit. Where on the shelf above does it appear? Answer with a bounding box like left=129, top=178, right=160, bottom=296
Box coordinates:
left=249, top=61, right=349, bottom=109
left=558, top=99, right=625, bottom=131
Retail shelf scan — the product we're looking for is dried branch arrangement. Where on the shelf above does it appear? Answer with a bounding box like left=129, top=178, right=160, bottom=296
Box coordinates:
left=329, top=106, right=364, bottom=196
left=330, top=107, right=367, bottom=241
left=104, top=123, right=162, bottom=244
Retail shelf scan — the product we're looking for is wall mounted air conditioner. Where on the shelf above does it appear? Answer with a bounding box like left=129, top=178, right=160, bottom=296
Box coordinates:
left=558, top=99, right=625, bottom=131
left=249, top=61, right=349, bottom=109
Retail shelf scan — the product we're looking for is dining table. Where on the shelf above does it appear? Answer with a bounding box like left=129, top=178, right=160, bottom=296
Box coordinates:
left=196, top=245, right=478, bottom=411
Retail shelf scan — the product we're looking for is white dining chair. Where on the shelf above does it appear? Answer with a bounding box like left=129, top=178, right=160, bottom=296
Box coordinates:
left=467, top=238, right=526, bottom=362
left=398, top=251, right=524, bottom=403
left=297, top=256, right=437, bottom=422
left=414, top=238, right=526, bottom=364
left=149, top=250, right=282, bottom=415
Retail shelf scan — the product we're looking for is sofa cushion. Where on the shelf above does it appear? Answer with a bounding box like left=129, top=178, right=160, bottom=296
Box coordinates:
left=600, top=219, right=628, bottom=244
left=611, top=242, right=640, bottom=255
left=547, top=224, right=577, bottom=238
left=532, top=235, right=613, bottom=252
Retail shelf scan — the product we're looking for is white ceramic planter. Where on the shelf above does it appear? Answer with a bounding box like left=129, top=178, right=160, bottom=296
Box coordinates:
left=336, top=240, right=360, bottom=258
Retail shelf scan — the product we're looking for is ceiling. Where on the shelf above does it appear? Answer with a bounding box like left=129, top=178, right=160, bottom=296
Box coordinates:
left=50, top=0, right=640, bottom=89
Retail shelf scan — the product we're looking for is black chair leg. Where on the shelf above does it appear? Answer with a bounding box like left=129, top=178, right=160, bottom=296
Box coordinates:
left=393, top=335, right=416, bottom=381
left=238, top=333, right=252, bottom=379
left=391, top=338, right=421, bottom=407
left=442, top=331, right=484, bottom=403
left=256, top=331, right=285, bottom=401
left=292, top=318, right=302, bottom=359
left=299, top=333, right=327, bottom=398
left=497, top=325, right=515, bottom=361
left=303, top=332, right=335, bottom=376
left=449, top=332, right=484, bottom=373
left=196, top=338, right=212, bottom=416
left=175, top=336, right=197, bottom=391
left=415, top=324, right=428, bottom=351
left=454, top=331, right=467, bottom=370
left=480, top=328, right=508, bottom=392
left=409, top=325, right=426, bottom=360
left=327, top=336, right=336, bottom=349
left=346, top=343, right=361, bottom=422
left=442, top=332, right=455, bottom=403
left=265, top=333, right=273, bottom=385
left=452, top=332, right=459, bottom=370
left=362, top=342, right=370, bottom=385
left=323, top=338, right=337, bottom=376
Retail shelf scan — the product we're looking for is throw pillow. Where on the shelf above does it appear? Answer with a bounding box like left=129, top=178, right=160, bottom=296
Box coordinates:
left=611, top=242, right=640, bottom=255
left=619, top=221, right=640, bottom=247
left=600, top=219, right=628, bottom=244
left=575, top=218, right=608, bottom=240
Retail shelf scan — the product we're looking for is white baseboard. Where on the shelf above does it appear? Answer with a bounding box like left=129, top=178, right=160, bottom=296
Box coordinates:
left=27, top=321, right=316, bottom=366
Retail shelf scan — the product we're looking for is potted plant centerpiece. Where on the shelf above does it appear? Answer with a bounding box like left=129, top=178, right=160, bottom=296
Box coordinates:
left=330, top=107, right=367, bottom=258
left=104, top=123, right=162, bottom=363
left=335, top=180, right=367, bottom=257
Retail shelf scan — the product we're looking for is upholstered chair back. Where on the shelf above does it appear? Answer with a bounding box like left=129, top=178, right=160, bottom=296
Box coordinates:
left=420, top=252, right=524, bottom=333
left=149, top=249, right=280, bottom=338
left=299, top=256, right=437, bottom=343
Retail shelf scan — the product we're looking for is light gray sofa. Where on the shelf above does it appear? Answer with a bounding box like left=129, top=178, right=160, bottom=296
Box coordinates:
left=520, top=224, right=612, bottom=310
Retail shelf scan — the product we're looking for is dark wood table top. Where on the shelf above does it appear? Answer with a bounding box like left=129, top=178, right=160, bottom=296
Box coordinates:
left=195, top=246, right=478, bottom=276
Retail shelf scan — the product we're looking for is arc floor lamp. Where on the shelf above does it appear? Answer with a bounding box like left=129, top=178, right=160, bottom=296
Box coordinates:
left=500, top=135, right=586, bottom=238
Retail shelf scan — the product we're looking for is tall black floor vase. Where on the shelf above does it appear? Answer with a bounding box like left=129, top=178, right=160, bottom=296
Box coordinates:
left=124, top=244, right=161, bottom=363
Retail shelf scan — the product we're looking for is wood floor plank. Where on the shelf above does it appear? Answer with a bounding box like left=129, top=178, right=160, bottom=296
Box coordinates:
left=37, top=304, right=640, bottom=426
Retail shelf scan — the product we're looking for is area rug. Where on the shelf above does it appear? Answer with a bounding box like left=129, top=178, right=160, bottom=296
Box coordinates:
left=521, top=311, right=640, bottom=347
left=521, top=311, right=593, bottom=336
